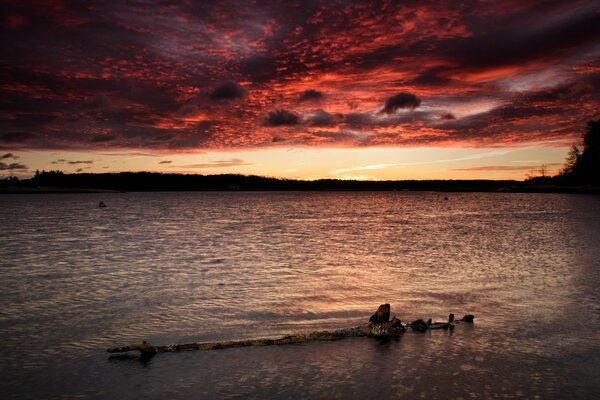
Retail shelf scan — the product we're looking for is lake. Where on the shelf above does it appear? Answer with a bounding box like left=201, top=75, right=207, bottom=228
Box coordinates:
left=1, top=191, right=599, bottom=399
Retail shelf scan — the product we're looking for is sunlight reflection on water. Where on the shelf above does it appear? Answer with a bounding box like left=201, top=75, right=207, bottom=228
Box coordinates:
left=0, top=192, right=599, bottom=399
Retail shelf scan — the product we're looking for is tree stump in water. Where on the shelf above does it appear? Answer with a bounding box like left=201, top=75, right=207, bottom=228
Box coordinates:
left=369, top=303, right=390, bottom=323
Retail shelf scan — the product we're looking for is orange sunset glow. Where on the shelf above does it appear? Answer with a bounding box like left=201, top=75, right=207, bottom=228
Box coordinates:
left=1, top=1, right=599, bottom=180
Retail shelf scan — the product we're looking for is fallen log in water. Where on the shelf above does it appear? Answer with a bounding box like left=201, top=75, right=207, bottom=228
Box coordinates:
left=107, top=304, right=474, bottom=359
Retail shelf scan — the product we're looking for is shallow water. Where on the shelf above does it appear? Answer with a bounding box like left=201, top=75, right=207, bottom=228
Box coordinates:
left=1, top=192, right=599, bottom=399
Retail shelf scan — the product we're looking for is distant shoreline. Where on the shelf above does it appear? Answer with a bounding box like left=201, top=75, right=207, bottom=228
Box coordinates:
left=0, top=186, right=121, bottom=194
left=1, top=172, right=599, bottom=195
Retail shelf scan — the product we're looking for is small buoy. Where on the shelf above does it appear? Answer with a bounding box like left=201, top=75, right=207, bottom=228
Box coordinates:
left=444, top=196, right=449, bottom=201
left=98, top=201, right=106, bottom=208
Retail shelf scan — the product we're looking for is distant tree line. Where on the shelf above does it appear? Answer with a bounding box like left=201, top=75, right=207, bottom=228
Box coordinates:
left=0, top=170, right=520, bottom=192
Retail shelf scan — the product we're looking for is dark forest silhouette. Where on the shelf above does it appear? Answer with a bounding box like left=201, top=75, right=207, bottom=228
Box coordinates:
left=558, top=119, right=600, bottom=185
left=1, top=170, right=518, bottom=192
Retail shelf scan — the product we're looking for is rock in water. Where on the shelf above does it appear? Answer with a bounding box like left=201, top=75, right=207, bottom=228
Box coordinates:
left=364, top=316, right=406, bottom=336
left=107, top=341, right=157, bottom=359
left=369, top=304, right=390, bottom=323
left=409, top=319, right=428, bottom=332
left=389, top=316, right=402, bottom=328
left=461, top=314, right=475, bottom=323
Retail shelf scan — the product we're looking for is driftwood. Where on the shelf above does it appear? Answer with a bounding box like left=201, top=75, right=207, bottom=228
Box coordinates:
left=107, top=304, right=474, bottom=359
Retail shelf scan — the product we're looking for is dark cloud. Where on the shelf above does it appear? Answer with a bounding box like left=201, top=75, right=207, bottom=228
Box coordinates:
left=264, top=109, right=300, bottom=127
left=91, top=134, right=115, bottom=143
left=153, top=134, right=175, bottom=142
left=344, top=112, right=373, bottom=127
left=441, top=113, right=456, bottom=120
left=158, top=160, right=172, bottom=164
left=0, top=162, right=28, bottom=170
left=209, top=81, right=246, bottom=101
left=381, top=93, right=421, bottom=114
left=239, top=54, right=279, bottom=82
left=434, top=79, right=600, bottom=144
left=82, top=94, right=111, bottom=110
left=306, top=110, right=338, bottom=127
left=0, top=132, right=39, bottom=143
left=410, top=67, right=454, bottom=87
left=1, top=153, right=19, bottom=159
left=299, top=89, right=324, bottom=102
left=439, top=2, right=600, bottom=71
left=343, top=110, right=432, bottom=129
left=52, top=159, right=94, bottom=165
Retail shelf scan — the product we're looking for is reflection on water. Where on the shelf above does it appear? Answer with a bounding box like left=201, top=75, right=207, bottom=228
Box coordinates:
left=0, top=192, right=599, bottom=399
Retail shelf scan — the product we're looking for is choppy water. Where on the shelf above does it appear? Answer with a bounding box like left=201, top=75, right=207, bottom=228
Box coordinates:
left=1, top=192, right=599, bottom=399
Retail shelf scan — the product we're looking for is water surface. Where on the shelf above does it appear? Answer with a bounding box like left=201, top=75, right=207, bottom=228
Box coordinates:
left=1, top=192, right=599, bottom=399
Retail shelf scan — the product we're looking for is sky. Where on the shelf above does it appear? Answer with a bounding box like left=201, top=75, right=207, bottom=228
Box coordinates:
left=1, top=0, right=599, bottom=180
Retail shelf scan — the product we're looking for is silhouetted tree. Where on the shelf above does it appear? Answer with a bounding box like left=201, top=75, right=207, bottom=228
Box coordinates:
left=561, top=119, right=600, bottom=185
left=561, top=145, right=582, bottom=175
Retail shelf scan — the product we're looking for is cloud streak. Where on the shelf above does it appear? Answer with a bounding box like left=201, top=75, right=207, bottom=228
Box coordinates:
left=176, top=158, right=252, bottom=169
left=51, top=159, right=94, bottom=165
left=0, top=162, right=27, bottom=171
left=452, top=163, right=562, bottom=171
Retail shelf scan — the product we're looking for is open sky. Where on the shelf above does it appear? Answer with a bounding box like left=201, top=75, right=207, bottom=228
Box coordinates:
left=1, top=0, right=599, bottom=180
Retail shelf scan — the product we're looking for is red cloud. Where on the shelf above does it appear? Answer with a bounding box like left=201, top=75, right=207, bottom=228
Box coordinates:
left=0, top=1, right=598, bottom=152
